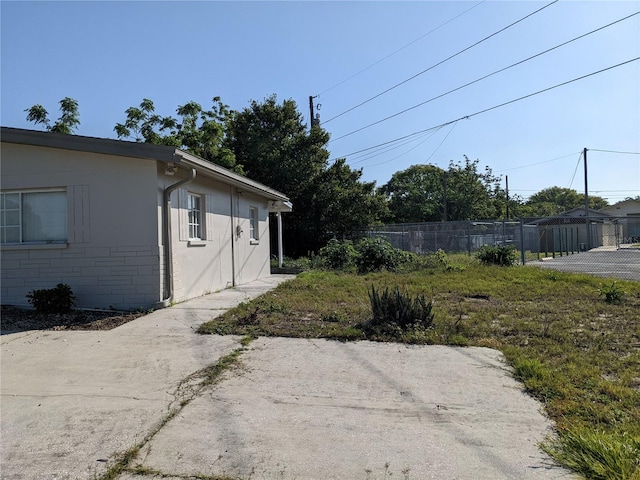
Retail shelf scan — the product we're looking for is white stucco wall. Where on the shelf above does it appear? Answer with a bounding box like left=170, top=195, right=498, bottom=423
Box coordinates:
left=1, top=143, right=163, bottom=310
left=163, top=169, right=272, bottom=304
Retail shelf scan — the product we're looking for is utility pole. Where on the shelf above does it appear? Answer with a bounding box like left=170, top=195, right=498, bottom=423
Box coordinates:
left=309, top=95, right=320, bottom=129
left=505, top=175, right=510, bottom=220
left=442, top=172, right=448, bottom=222
left=584, top=147, right=591, bottom=250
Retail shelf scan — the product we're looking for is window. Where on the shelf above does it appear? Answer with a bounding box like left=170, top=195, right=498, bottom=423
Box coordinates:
left=249, top=206, right=259, bottom=242
left=187, top=193, right=202, bottom=240
left=1, top=190, right=67, bottom=244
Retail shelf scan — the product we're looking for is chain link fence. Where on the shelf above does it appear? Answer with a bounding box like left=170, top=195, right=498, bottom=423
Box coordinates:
left=359, top=215, right=640, bottom=264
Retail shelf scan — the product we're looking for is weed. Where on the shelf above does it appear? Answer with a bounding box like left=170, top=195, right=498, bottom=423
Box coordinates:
left=599, top=281, right=625, bottom=304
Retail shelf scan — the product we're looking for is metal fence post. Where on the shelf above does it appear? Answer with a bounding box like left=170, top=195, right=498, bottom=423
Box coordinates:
left=520, top=218, right=526, bottom=265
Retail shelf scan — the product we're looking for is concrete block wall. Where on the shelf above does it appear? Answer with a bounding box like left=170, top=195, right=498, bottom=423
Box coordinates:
left=1, top=244, right=162, bottom=311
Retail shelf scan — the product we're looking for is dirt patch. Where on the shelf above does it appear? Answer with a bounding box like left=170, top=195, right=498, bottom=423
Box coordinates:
left=1, top=306, right=145, bottom=333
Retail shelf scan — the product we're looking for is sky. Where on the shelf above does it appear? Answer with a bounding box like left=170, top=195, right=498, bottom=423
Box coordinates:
left=1, top=0, right=639, bottom=204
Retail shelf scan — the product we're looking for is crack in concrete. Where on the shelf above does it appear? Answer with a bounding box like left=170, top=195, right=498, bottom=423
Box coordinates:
left=96, top=340, right=251, bottom=480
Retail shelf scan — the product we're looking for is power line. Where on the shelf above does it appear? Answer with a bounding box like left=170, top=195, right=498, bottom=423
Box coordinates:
left=495, top=152, right=581, bottom=172
left=323, top=0, right=558, bottom=125
left=567, top=151, right=584, bottom=190
left=317, top=1, right=486, bottom=97
left=460, top=57, right=639, bottom=121
left=589, top=149, right=640, bottom=155
left=360, top=127, right=448, bottom=168
left=348, top=128, right=444, bottom=164
left=330, top=11, right=639, bottom=143
left=332, top=57, right=640, bottom=162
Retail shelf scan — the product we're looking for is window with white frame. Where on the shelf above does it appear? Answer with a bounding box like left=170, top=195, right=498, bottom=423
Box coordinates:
left=187, top=193, right=202, bottom=240
left=249, top=206, right=259, bottom=242
left=0, top=190, right=67, bottom=244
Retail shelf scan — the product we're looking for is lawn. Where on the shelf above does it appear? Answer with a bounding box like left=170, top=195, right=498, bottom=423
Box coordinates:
left=199, top=257, right=640, bottom=480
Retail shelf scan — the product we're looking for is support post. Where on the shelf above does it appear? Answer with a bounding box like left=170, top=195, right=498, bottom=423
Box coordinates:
left=520, top=218, right=525, bottom=265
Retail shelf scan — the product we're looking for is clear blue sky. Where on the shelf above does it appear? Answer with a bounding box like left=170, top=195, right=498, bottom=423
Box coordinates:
left=2, top=1, right=639, bottom=204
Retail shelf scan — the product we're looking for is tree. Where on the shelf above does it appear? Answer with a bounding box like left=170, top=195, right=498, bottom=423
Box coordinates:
left=225, top=95, right=329, bottom=198
left=226, top=95, right=334, bottom=255
left=114, top=97, right=240, bottom=172
left=525, top=187, right=608, bottom=216
left=306, top=159, right=387, bottom=246
left=380, top=156, right=503, bottom=223
left=445, top=156, right=502, bottom=220
left=25, top=97, right=80, bottom=134
left=380, top=164, right=445, bottom=223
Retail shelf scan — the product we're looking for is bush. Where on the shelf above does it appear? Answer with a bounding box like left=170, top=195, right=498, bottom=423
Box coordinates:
left=355, top=237, right=406, bottom=274
left=366, top=285, right=434, bottom=336
left=317, top=239, right=358, bottom=270
left=476, top=244, right=517, bottom=266
left=26, top=283, right=75, bottom=314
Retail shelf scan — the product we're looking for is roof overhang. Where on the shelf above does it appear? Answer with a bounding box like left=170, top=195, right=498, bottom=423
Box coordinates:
left=1, top=126, right=292, bottom=205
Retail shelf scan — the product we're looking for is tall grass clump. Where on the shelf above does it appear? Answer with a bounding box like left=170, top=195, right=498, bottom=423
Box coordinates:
left=542, top=427, right=640, bottom=480
left=366, top=285, right=434, bottom=337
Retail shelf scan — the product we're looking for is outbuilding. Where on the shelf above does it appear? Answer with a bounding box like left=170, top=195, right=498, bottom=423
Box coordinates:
left=1, top=127, right=292, bottom=310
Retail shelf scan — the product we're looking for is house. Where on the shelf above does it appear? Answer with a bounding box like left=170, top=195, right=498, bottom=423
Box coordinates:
left=0, top=127, right=292, bottom=310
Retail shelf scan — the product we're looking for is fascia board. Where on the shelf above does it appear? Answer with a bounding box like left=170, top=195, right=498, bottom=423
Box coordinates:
left=174, top=150, right=291, bottom=202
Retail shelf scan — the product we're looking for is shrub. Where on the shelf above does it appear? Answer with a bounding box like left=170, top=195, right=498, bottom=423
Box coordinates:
left=366, top=285, right=434, bottom=336
left=476, top=244, right=517, bottom=266
left=355, top=237, right=405, bottom=274
left=317, top=239, right=358, bottom=270
left=26, top=283, right=75, bottom=314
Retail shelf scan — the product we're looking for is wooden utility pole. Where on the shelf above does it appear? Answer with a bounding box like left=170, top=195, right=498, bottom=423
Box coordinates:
left=442, top=172, right=448, bottom=222
left=584, top=147, right=591, bottom=250
left=309, top=96, right=315, bottom=129
left=505, top=175, right=510, bottom=220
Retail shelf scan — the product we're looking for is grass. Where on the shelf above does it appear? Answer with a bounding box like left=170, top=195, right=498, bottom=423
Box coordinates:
left=199, top=258, right=640, bottom=480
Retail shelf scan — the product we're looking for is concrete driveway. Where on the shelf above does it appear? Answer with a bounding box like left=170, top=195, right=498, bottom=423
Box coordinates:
left=1, top=276, right=576, bottom=480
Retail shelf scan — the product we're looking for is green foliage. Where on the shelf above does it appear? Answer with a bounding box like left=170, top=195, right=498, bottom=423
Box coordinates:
left=524, top=186, right=608, bottom=216
left=541, top=427, right=640, bottom=480
left=307, top=158, right=388, bottom=244
left=114, top=97, right=241, bottom=172
left=26, top=283, right=75, bottom=314
left=380, top=164, right=446, bottom=223
left=318, top=239, right=358, bottom=270
left=355, top=237, right=407, bottom=274
left=380, top=156, right=504, bottom=223
left=25, top=97, right=80, bottom=134
left=476, top=244, right=517, bottom=266
left=599, top=281, right=625, bottom=304
left=366, top=285, right=434, bottom=336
